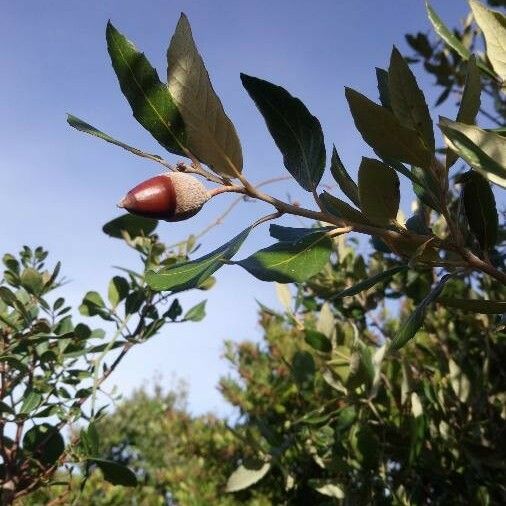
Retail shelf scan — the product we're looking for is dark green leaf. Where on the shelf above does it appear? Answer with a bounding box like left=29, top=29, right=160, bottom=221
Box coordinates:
left=437, top=298, right=506, bottom=313
left=292, top=351, right=315, bottom=390
left=106, top=21, right=186, bottom=155
left=345, top=87, right=432, bottom=170
left=237, top=233, right=332, bottom=283
left=20, top=268, right=43, bottom=295
left=358, top=158, right=400, bottom=226
left=89, top=458, right=138, bottom=487
left=20, top=391, right=43, bottom=414
left=333, top=265, right=407, bottom=298
left=23, top=424, right=64, bottom=466
left=388, top=47, right=434, bottom=151
left=240, top=73, right=325, bottom=191
left=108, top=276, right=130, bottom=307
left=183, top=300, right=206, bottom=322
left=320, top=191, right=372, bottom=225
left=146, top=227, right=251, bottom=292
left=391, top=274, right=454, bottom=350
left=269, top=224, right=333, bottom=242
left=305, top=329, right=332, bottom=353
left=103, top=214, right=158, bottom=239
left=330, top=146, right=360, bottom=206
left=79, top=292, right=106, bottom=317
left=375, top=67, right=391, bottom=109
left=462, top=172, right=498, bottom=250
left=164, top=299, right=183, bottom=321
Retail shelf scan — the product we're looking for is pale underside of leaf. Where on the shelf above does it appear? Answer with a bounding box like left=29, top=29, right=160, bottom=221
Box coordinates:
left=167, top=14, right=243, bottom=177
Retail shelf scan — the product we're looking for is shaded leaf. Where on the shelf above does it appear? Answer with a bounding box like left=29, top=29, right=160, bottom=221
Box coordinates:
left=164, top=299, right=183, bottom=320
left=358, top=158, right=400, bottom=226
left=375, top=67, right=391, bottom=109
left=106, top=21, right=186, bottom=155
left=146, top=227, right=251, bottom=292
left=103, top=214, right=158, bottom=239
left=305, top=329, right=332, bottom=353
left=237, top=233, right=332, bottom=283
left=241, top=73, right=325, bottom=191
left=391, top=274, right=454, bottom=350
left=269, top=224, right=333, bottom=242
left=440, top=118, right=506, bottom=188
left=292, top=351, right=315, bottom=390
left=320, top=191, right=372, bottom=225
left=469, top=0, right=506, bottom=80
left=167, top=14, right=242, bottom=177
left=226, top=461, right=271, bottom=493
left=330, top=146, right=360, bottom=206
left=388, top=47, right=434, bottom=151
left=345, top=87, right=432, bottom=170
left=333, top=265, right=408, bottom=298
left=89, top=458, right=138, bottom=487
left=437, top=297, right=506, bottom=313
left=108, top=276, right=129, bottom=307
left=23, top=424, right=64, bottom=466
left=462, top=172, right=498, bottom=250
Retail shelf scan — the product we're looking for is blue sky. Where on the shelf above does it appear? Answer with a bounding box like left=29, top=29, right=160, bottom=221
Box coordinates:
left=1, top=0, right=474, bottom=415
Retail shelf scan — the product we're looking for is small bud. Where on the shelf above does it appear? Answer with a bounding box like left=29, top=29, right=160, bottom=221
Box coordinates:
left=118, top=172, right=209, bottom=222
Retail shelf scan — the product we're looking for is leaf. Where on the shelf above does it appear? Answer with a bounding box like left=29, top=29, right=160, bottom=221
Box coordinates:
left=89, top=458, right=138, bottom=487
left=333, top=265, right=408, bottom=298
left=440, top=118, right=506, bottom=188
left=345, top=87, right=432, bottom=170
left=375, top=67, right=391, bottom=109
left=164, top=299, right=182, bottom=320
left=108, top=276, right=130, bottom=307
left=226, top=461, right=271, bottom=492
left=20, top=391, right=43, bottom=415
left=469, top=0, right=506, bottom=80
left=275, top=283, right=292, bottom=314
left=241, top=73, right=326, bottom=191
left=448, top=358, right=471, bottom=403
left=20, top=268, right=44, bottom=295
left=236, top=233, right=332, bottom=283
left=79, top=292, right=106, bottom=317
left=103, top=214, right=158, bottom=239
left=388, top=47, right=434, bottom=151
left=67, top=115, right=166, bottom=162
left=167, top=14, right=242, bottom=177
left=320, top=191, right=372, bottom=225
left=292, top=351, right=315, bottom=390
left=330, top=146, right=360, bottom=206
left=447, top=57, right=481, bottom=168
left=182, top=300, right=207, bottom=322
left=390, top=274, right=454, bottom=350
left=437, top=298, right=506, bottom=314
left=146, top=227, right=251, bottom=292
left=462, top=172, right=498, bottom=250
left=23, top=424, right=64, bottom=466
left=311, top=481, right=345, bottom=499
left=106, top=21, right=186, bottom=155
left=269, top=224, right=333, bottom=242
left=305, top=329, right=332, bottom=353
left=426, top=2, right=471, bottom=60
left=358, top=158, right=400, bottom=227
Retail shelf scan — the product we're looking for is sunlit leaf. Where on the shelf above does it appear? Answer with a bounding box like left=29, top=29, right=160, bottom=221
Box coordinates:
left=226, top=461, right=271, bottom=492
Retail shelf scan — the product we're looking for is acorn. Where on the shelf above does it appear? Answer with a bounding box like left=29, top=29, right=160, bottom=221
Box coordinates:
left=118, top=172, right=209, bottom=222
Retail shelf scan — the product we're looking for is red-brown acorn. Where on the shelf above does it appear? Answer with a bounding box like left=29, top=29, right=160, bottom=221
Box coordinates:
left=118, top=172, right=210, bottom=222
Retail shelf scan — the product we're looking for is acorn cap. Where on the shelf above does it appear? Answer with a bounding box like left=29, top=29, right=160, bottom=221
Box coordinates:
left=118, top=172, right=209, bottom=222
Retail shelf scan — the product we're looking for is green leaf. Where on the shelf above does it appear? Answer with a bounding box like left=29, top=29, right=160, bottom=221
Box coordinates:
left=358, top=158, right=400, bottom=226
left=89, top=458, right=138, bottom=487
left=469, top=0, right=506, bottom=80
left=23, top=424, right=64, bottom=466
left=410, top=165, right=443, bottom=213
left=388, top=47, right=434, bottom=151
left=241, top=73, right=326, bottom=191
left=236, top=233, right=332, bottom=283
left=269, top=224, right=333, bottom=242
left=102, top=214, right=158, bottom=239
left=425, top=2, right=471, bottom=61
left=106, top=21, right=186, bottom=155
left=146, top=227, right=251, bottom=292
left=440, top=118, right=506, bottom=188
left=447, top=57, right=481, bottom=168
left=79, top=291, right=106, bottom=317
left=167, top=14, right=242, bottom=177
left=182, top=300, right=207, bottom=322
left=320, top=191, right=372, bottom=225
left=225, top=461, right=271, bottom=493
left=164, top=299, right=183, bottom=320
left=108, top=276, right=130, bottom=308
left=330, top=146, right=360, bottom=206
left=304, top=329, right=332, bottom=353
left=20, top=268, right=44, bottom=295
left=333, top=265, right=408, bottom=298
left=67, top=115, right=167, bottom=162
left=391, top=274, right=454, bottom=350
left=292, top=351, right=315, bottom=390
left=375, top=67, right=391, bottom=109
left=437, top=298, right=506, bottom=313
left=345, top=87, right=432, bottom=170
left=20, top=391, right=43, bottom=414
left=462, top=172, right=498, bottom=251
